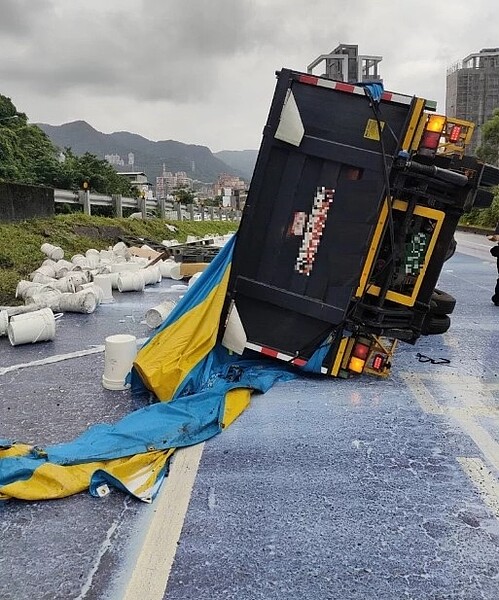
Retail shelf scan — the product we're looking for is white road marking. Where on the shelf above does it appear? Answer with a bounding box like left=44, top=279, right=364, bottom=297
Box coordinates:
left=402, top=372, right=499, bottom=520
left=123, top=443, right=204, bottom=600
left=0, top=338, right=148, bottom=376
left=457, top=457, right=499, bottom=520
left=399, top=373, right=443, bottom=415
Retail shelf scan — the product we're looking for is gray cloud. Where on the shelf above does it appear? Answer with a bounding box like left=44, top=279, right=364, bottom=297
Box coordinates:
left=0, top=0, right=54, bottom=36
left=0, top=0, right=498, bottom=150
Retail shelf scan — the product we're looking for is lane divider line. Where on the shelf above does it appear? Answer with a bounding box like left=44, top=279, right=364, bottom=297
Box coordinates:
left=457, top=457, right=499, bottom=520
left=123, top=443, right=205, bottom=600
left=399, top=373, right=443, bottom=415
left=0, top=338, right=148, bottom=377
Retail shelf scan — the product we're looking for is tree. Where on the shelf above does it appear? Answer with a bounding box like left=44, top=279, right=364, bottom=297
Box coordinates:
left=0, top=93, right=137, bottom=197
left=173, top=185, right=195, bottom=204
left=476, top=108, right=499, bottom=166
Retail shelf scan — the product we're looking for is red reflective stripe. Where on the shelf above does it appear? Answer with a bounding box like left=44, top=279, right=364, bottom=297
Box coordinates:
left=381, top=92, right=393, bottom=101
left=335, top=82, right=355, bottom=93
left=260, top=346, right=279, bottom=358
left=298, top=74, right=319, bottom=85
left=292, top=358, right=307, bottom=367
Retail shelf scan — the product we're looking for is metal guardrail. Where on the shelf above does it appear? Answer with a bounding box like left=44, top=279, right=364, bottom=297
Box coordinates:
left=53, top=189, right=242, bottom=222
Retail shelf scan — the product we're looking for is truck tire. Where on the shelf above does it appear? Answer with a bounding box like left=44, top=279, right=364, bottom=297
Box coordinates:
left=429, top=289, right=456, bottom=315
left=421, top=313, right=451, bottom=335
left=444, top=237, right=457, bottom=261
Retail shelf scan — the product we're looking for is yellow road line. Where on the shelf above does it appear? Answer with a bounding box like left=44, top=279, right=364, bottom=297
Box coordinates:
left=123, top=443, right=205, bottom=600
left=457, top=457, right=499, bottom=520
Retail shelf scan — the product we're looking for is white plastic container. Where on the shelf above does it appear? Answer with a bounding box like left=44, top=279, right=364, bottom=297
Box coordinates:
left=145, top=300, right=175, bottom=329
left=8, top=307, right=56, bottom=346
left=31, top=271, right=56, bottom=285
left=142, top=266, right=161, bottom=286
left=102, top=334, right=138, bottom=391
left=34, top=264, right=57, bottom=278
left=161, top=261, right=183, bottom=280
left=92, top=274, right=114, bottom=303
left=117, top=272, right=145, bottom=293
left=25, top=289, right=62, bottom=310
left=188, top=272, right=203, bottom=288
left=41, top=243, right=64, bottom=261
left=110, top=262, right=142, bottom=273
left=58, top=290, right=97, bottom=314
left=0, top=310, right=8, bottom=336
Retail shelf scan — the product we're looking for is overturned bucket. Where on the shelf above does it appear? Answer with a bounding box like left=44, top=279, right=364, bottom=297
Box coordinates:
left=41, top=243, right=64, bottom=261
left=145, top=299, right=175, bottom=329
left=117, top=272, right=145, bottom=293
left=102, top=334, right=138, bottom=391
left=8, top=307, right=57, bottom=346
left=161, top=261, right=183, bottom=280
left=92, top=274, right=114, bottom=303
left=0, top=310, right=8, bottom=336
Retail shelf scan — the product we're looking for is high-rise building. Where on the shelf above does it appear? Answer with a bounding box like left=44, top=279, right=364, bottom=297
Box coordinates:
left=446, top=48, right=499, bottom=153
left=307, top=44, right=382, bottom=84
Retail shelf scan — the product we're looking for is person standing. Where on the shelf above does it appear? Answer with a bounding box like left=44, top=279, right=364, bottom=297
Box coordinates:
left=489, top=226, right=499, bottom=306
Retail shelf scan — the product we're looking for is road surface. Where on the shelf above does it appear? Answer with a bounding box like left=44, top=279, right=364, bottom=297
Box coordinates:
left=1, top=230, right=498, bottom=600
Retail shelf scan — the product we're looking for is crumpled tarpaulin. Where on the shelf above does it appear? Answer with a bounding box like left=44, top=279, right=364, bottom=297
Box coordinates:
left=0, top=235, right=297, bottom=502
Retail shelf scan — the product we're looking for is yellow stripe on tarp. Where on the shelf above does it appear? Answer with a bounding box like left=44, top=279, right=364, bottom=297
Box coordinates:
left=133, top=267, right=231, bottom=401
left=222, top=388, right=251, bottom=429
left=0, top=449, right=174, bottom=501
left=0, top=443, right=33, bottom=459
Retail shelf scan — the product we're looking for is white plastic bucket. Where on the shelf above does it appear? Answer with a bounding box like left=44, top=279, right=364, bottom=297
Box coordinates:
left=31, top=271, right=56, bottom=285
left=142, top=266, right=161, bottom=286
left=76, top=282, right=104, bottom=304
left=0, top=310, right=8, bottom=336
left=41, top=243, right=64, bottom=261
left=188, top=272, right=203, bottom=288
left=34, top=264, right=57, bottom=278
left=66, top=272, right=89, bottom=288
left=109, top=272, right=120, bottom=289
left=71, top=254, right=88, bottom=267
left=145, top=300, right=175, bottom=329
left=16, top=280, right=44, bottom=299
left=110, top=262, right=142, bottom=273
left=100, top=249, right=114, bottom=261
left=93, top=274, right=114, bottom=303
left=162, top=261, right=183, bottom=280
left=102, top=334, right=138, bottom=391
left=58, top=290, right=97, bottom=314
left=117, top=272, right=145, bottom=293
left=8, top=307, right=56, bottom=346
left=25, top=289, right=62, bottom=310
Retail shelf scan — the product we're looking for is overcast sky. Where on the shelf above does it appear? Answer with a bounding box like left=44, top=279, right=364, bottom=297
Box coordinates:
left=1, top=0, right=498, bottom=152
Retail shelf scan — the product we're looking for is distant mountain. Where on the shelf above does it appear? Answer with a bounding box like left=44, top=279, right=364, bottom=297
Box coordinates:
left=214, top=149, right=258, bottom=182
left=37, top=120, right=249, bottom=185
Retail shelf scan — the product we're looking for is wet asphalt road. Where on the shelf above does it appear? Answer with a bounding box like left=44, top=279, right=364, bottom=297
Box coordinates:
left=1, top=230, right=499, bottom=600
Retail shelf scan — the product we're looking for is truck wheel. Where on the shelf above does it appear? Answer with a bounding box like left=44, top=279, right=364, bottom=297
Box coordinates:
left=429, top=289, right=456, bottom=315
left=444, top=237, right=457, bottom=261
left=421, top=313, right=451, bottom=335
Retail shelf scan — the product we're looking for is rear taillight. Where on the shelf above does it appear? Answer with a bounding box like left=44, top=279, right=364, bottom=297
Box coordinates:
left=372, top=354, right=385, bottom=371
left=419, top=114, right=446, bottom=156
left=348, top=341, right=371, bottom=373
left=352, top=341, right=369, bottom=359
left=448, top=125, right=462, bottom=143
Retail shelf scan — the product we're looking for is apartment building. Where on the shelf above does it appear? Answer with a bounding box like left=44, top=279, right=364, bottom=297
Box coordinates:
left=446, top=48, right=499, bottom=153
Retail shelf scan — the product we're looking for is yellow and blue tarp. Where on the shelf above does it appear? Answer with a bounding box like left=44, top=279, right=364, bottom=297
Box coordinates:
left=0, top=235, right=297, bottom=502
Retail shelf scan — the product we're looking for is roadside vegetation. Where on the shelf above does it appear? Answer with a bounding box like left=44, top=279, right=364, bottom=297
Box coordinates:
left=0, top=214, right=237, bottom=305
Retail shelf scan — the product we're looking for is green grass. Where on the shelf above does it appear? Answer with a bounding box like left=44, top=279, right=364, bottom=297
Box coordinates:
left=0, top=214, right=238, bottom=306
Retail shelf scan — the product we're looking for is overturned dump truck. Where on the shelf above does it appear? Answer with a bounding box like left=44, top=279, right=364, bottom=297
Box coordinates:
left=219, top=68, right=499, bottom=379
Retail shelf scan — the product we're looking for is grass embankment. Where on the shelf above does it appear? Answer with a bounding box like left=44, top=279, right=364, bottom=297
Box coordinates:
left=0, top=213, right=238, bottom=306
